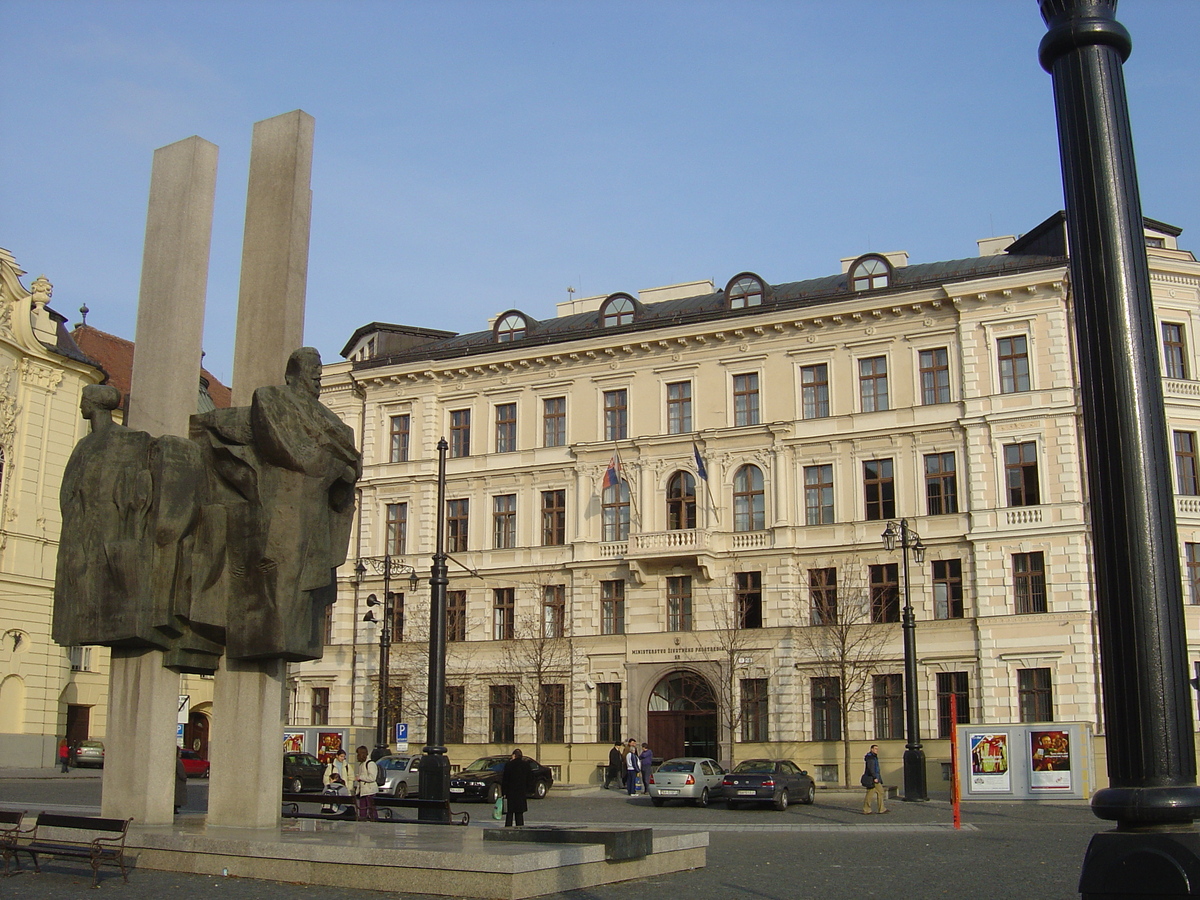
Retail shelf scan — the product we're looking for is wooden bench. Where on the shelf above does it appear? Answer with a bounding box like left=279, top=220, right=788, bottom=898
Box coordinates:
left=3, top=812, right=132, bottom=888
left=281, top=792, right=469, bottom=825
left=0, top=810, right=27, bottom=876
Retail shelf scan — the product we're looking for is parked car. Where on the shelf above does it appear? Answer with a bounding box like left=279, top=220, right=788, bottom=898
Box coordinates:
left=283, top=752, right=326, bottom=793
left=449, top=755, right=554, bottom=803
left=377, top=754, right=421, bottom=797
left=648, top=757, right=726, bottom=808
left=179, top=749, right=210, bottom=778
left=73, top=740, right=105, bottom=768
left=722, top=758, right=816, bottom=810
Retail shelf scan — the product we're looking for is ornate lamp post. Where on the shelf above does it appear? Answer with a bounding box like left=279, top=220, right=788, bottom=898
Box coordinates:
left=356, top=555, right=419, bottom=760
left=881, top=518, right=927, bottom=802
left=418, top=437, right=452, bottom=822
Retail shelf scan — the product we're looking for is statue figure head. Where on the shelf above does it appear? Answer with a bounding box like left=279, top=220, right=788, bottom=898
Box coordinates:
left=80, top=384, right=122, bottom=430
left=285, top=347, right=322, bottom=399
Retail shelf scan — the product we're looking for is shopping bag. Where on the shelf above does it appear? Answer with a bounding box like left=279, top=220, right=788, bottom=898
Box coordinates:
left=492, top=796, right=504, bottom=820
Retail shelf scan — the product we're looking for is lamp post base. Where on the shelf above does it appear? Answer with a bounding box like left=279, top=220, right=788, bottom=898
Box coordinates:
left=1080, top=830, right=1200, bottom=898
left=902, top=746, right=928, bottom=802
left=419, top=747, right=451, bottom=824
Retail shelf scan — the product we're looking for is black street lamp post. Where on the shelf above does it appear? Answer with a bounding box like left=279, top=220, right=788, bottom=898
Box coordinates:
left=882, top=518, right=927, bottom=802
left=356, top=555, right=419, bottom=760
left=418, top=437, right=452, bottom=822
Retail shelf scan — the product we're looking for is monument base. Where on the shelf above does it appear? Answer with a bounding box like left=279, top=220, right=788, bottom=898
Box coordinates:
left=1080, top=829, right=1200, bottom=898
left=127, top=818, right=706, bottom=900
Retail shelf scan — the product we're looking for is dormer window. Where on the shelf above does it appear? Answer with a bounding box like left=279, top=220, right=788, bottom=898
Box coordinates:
left=601, top=294, right=636, bottom=327
left=850, top=255, right=891, bottom=291
left=494, top=312, right=528, bottom=343
left=726, top=274, right=765, bottom=309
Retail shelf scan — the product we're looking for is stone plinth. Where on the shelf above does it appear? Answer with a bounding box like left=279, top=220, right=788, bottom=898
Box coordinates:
left=483, top=825, right=654, bottom=860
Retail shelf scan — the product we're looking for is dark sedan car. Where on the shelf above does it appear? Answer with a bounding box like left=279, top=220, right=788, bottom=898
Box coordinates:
left=722, top=758, right=816, bottom=810
left=449, top=755, right=554, bottom=803
left=283, top=752, right=326, bottom=793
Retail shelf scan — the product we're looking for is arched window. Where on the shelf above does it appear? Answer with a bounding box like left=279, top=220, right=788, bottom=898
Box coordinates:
left=726, top=274, right=765, bottom=309
left=602, top=480, right=630, bottom=542
left=666, top=471, right=696, bottom=530
left=733, top=464, right=765, bottom=532
left=849, top=255, right=891, bottom=291
left=601, top=294, right=636, bottom=328
left=494, top=312, right=528, bottom=342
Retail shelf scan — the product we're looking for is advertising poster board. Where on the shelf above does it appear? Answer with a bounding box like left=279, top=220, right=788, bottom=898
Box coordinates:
left=969, top=732, right=1011, bottom=792
left=283, top=731, right=305, bottom=753
left=317, top=731, right=343, bottom=763
left=1029, top=729, right=1072, bottom=791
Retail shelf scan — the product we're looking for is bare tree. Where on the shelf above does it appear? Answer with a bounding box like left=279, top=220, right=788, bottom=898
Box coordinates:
left=497, top=609, right=573, bottom=763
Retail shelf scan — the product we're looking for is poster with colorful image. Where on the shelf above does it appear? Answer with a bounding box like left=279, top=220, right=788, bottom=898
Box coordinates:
left=969, top=732, right=1011, bottom=792
left=282, top=732, right=305, bottom=753
left=1029, top=730, right=1072, bottom=791
left=317, top=731, right=343, bottom=763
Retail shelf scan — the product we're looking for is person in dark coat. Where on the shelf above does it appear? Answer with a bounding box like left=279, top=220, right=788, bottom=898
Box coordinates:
left=174, top=748, right=188, bottom=813
left=639, top=743, right=654, bottom=795
left=605, top=742, right=623, bottom=790
left=501, top=748, right=531, bottom=827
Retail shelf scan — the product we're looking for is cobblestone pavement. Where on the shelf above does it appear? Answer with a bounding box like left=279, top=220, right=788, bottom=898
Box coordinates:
left=0, top=773, right=1100, bottom=899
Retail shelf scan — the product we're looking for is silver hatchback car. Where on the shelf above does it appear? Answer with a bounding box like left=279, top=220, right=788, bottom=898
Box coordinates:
left=376, top=754, right=421, bottom=797
left=648, top=757, right=726, bottom=807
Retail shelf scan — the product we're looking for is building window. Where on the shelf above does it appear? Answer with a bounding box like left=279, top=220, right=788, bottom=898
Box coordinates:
left=598, top=683, right=622, bottom=743
left=67, top=645, right=92, bottom=672
left=492, top=588, right=515, bottom=640
left=323, top=602, right=335, bottom=645
left=543, top=397, right=566, bottom=447
left=1018, top=668, right=1053, bottom=722
left=924, top=452, right=958, bottom=516
left=859, top=356, right=889, bottom=412
left=850, top=255, right=890, bottom=291
left=809, top=567, right=838, bottom=625
left=1004, top=441, right=1040, bottom=506
left=932, top=559, right=964, bottom=619
left=495, top=403, right=517, bottom=453
left=735, top=571, right=763, bottom=629
left=601, top=294, right=636, bottom=327
left=601, top=580, right=625, bottom=635
left=447, top=591, right=467, bottom=642
left=728, top=274, right=764, bottom=309
left=741, top=678, right=769, bottom=741
left=541, top=489, right=566, bottom=545
left=1186, top=544, right=1200, bottom=605
left=543, top=585, right=565, bottom=638
left=1013, top=552, right=1047, bottom=614
left=869, top=563, right=899, bottom=623
left=492, top=494, right=516, bottom=549
left=811, top=677, right=841, bottom=741
left=450, top=409, right=471, bottom=458
left=602, top=480, right=630, bottom=542
left=603, top=389, right=628, bottom=440
left=1176, top=431, right=1200, bottom=495
left=384, top=686, right=403, bottom=737
left=998, top=335, right=1030, bottom=393
left=801, top=364, right=829, bottom=419
left=445, top=685, right=465, bottom=743
left=733, top=373, right=760, bottom=426
left=540, top=684, right=566, bottom=743
left=389, top=592, right=405, bottom=642
left=733, top=464, right=765, bottom=532
left=447, top=499, right=469, bottom=553
left=667, top=471, right=697, bottom=530
left=873, top=674, right=903, bottom=740
left=386, top=502, right=407, bottom=556
left=804, top=464, right=834, bottom=525
left=667, top=575, right=693, bottom=632
left=489, top=685, right=515, bottom=743
left=919, top=347, right=951, bottom=405
left=1163, top=323, right=1189, bottom=380
left=936, top=672, right=970, bottom=739
left=495, top=313, right=526, bottom=342
left=389, top=414, right=410, bottom=463
left=311, top=687, right=329, bottom=726
left=863, top=458, right=895, bottom=521
left=666, top=381, right=692, bottom=434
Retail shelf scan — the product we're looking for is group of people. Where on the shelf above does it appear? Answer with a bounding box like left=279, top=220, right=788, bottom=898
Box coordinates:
left=604, top=739, right=653, bottom=795
left=322, top=746, right=381, bottom=819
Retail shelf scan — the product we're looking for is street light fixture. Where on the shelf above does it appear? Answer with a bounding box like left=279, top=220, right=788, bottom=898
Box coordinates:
left=357, top=554, right=421, bottom=760
left=881, top=518, right=928, bottom=802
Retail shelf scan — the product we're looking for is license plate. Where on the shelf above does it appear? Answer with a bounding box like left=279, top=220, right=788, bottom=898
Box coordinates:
left=737, top=790, right=757, bottom=796
left=658, top=789, right=679, bottom=796
left=450, top=787, right=464, bottom=793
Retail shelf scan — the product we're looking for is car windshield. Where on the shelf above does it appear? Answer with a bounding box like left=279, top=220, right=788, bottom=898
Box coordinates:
left=658, top=762, right=694, bottom=773
left=462, top=757, right=505, bottom=773
left=732, top=761, right=774, bottom=774
left=379, top=758, right=409, bottom=770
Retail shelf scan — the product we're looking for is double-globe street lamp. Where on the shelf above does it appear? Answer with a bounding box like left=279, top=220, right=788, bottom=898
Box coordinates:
left=881, top=518, right=928, bottom=802
left=356, top=555, right=420, bottom=760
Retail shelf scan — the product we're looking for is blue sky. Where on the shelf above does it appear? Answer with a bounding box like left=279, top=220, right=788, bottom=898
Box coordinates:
left=3, top=1, right=1197, bottom=386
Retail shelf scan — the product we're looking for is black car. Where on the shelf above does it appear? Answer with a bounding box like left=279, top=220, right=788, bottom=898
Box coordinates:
left=449, top=755, right=554, bottom=803
left=283, top=752, right=326, bottom=793
left=722, top=758, right=816, bottom=810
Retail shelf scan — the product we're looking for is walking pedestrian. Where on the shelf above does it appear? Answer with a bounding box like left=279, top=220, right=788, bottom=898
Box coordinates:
left=605, top=741, right=623, bottom=790
left=625, top=740, right=640, bottom=795
left=639, top=742, right=653, bottom=794
left=353, top=745, right=379, bottom=821
left=862, top=744, right=889, bottom=814
left=501, top=748, right=531, bottom=827
left=174, top=747, right=188, bottom=814
left=57, top=738, right=70, bottom=774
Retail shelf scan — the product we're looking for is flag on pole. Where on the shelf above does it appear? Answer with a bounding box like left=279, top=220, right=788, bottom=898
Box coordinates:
left=692, top=442, right=708, bottom=480
left=602, top=454, right=620, bottom=489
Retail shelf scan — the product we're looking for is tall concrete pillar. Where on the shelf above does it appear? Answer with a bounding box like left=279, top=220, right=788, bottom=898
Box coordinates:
left=104, top=135, right=218, bottom=827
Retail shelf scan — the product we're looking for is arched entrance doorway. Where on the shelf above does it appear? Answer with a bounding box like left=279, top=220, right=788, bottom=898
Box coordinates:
left=185, top=711, right=210, bottom=758
left=646, top=671, right=718, bottom=761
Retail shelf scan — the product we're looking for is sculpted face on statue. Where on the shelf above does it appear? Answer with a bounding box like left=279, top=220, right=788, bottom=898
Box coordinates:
left=286, top=347, right=322, bottom=399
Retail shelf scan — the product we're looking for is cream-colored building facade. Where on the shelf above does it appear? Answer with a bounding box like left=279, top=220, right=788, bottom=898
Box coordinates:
left=293, top=212, right=1200, bottom=787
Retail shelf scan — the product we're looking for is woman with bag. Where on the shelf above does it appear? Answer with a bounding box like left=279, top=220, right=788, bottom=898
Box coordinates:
left=501, top=748, right=530, bottom=827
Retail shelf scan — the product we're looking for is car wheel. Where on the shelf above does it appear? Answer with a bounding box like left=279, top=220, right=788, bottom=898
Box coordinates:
left=288, top=777, right=303, bottom=793
left=696, top=788, right=709, bottom=809
left=651, top=797, right=665, bottom=807
left=533, top=780, right=549, bottom=800
left=395, top=781, right=407, bottom=799
left=487, top=784, right=501, bottom=804
left=802, top=784, right=815, bottom=805
left=775, top=789, right=789, bottom=811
